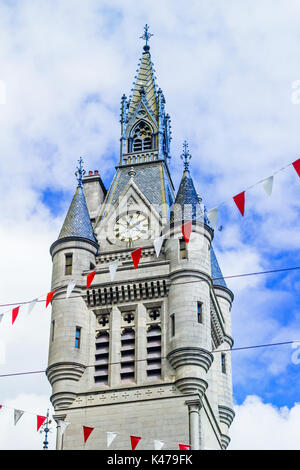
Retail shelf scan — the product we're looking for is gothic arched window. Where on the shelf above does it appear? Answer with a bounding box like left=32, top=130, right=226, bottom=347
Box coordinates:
left=132, top=121, right=152, bottom=152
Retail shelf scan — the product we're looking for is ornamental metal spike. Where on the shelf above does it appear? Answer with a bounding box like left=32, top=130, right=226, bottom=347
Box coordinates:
left=75, top=157, right=86, bottom=187
left=180, top=141, right=192, bottom=171
left=140, top=24, right=153, bottom=50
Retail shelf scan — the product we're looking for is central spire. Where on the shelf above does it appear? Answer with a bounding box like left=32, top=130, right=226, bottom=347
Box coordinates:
left=119, top=25, right=172, bottom=165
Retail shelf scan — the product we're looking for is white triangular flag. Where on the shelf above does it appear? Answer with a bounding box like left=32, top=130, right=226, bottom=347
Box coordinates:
left=154, top=439, right=164, bottom=450
left=107, top=431, right=117, bottom=448
left=207, top=207, right=218, bottom=230
left=59, top=420, right=70, bottom=436
left=66, top=280, right=76, bottom=299
left=14, top=409, right=24, bottom=425
left=262, top=175, right=273, bottom=197
left=154, top=236, right=164, bottom=257
left=0, top=340, right=5, bottom=365
left=27, top=298, right=38, bottom=315
left=109, top=260, right=119, bottom=281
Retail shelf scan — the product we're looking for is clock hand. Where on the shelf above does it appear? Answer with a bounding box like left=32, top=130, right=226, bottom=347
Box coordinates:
left=128, top=217, right=147, bottom=230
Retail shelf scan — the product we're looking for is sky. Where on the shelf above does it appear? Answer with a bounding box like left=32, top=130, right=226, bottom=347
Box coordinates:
left=0, top=0, right=299, bottom=450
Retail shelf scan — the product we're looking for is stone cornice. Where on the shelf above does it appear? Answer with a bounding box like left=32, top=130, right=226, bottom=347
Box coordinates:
left=218, top=405, right=235, bottom=428
left=50, top=236, right=98, bottom=257
left=167, top=347, right=214, bottom=372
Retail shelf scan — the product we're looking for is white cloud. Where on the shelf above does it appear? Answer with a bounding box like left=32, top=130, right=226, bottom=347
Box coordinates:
left=229, top=395, right=300, bottom=450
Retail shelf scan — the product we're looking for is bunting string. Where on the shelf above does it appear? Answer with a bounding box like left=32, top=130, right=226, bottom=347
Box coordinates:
left=207, top=157, right=300, bottom=227
left=0, top=265, right=299, bottom=320
left=0, top=401, right=190, bottom=448
left=0, top=157, right=298, bottom=322
left=0, top=339, right=299, bottom=379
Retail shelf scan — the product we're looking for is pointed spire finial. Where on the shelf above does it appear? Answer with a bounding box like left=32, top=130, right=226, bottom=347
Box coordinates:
left=140, top=24, right=153, bottom=51
left=75, top=157, right=86, bottom=187
left=128, top=166, right=136, bottom=179
left=180, top=141, right=192, bottom=171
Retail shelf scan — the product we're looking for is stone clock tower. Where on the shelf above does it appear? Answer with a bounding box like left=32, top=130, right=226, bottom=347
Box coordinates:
left=47, top=26, right=235, bottom=450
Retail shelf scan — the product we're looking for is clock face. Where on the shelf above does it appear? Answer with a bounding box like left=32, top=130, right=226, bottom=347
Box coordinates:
left=114, top=212, right=149, bottom=242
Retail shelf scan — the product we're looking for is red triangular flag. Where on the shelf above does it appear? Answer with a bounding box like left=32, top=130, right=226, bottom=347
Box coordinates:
left=179, top=444, right=191, bottom=450
left=130, top=435, right=141, bottom=450
left=181, top=221, right=192, bottom=244
left=86, top=271, right=96, bottom=290
left=83, top=426, right=94, bottom=443
left=37, top=415, right=46, bottom=431
left=131, top=248, right=142, bottom=269
left=46, top=291, right=55, bottom=308
left=233, top=191, right=245, bottom=216
left=12, top=306, right=20, bottom=325
left=292, top=158, right=300, bottom=177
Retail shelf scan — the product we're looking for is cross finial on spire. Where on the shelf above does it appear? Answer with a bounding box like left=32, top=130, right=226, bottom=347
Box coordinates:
left=75, top=157, right=86, bottom=187
left=180, top=141, right=192, bottom=171
left=140, top=24, right=153, bottom=51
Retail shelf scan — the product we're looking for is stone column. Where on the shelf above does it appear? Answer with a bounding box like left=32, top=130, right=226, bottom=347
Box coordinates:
left=136, top=303, right=147, bottom=384
left=109, top=307, right=121, bottom=387
left=53, top=414, right=66, bottom=450
left=185, top=400, right=201, bottom=450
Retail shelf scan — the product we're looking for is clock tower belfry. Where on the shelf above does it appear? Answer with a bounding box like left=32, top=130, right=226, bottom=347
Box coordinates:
left=47, top=26, right=235, bottom=450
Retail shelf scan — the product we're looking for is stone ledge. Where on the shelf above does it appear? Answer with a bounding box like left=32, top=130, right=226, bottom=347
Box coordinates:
left=221, top=433, right=231, bottom=449
left=167, top=347, right=214, bottom=372
left=46, top=362, right=86, bottom=385
left=175, top=377, right=208, bottom=397
left=218, top=405, right=235, bottom=428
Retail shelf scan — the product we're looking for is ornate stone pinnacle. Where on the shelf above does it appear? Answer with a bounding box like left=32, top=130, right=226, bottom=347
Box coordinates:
left=75, top=157, right=86, bottom=187
left=180, top=141, right=192, bottom=171
left=128, top=166, right=136, bottom=179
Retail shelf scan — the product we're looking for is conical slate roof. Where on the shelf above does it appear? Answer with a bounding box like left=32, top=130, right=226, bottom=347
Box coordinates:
left=171, top=160, right=227, bottom=288
left=58, top=185, right=97, bottom=244
left=170, top=169, right=204, bottom=224
left=210, top=246, right=227, bottom=288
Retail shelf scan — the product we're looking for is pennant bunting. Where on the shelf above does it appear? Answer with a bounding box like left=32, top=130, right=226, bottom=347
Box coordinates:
left=233, top=191, right=245, bottom=216
left=46, top=291, right=55, bottom=308
left=83, top=426, right=94, bottom=443
left=27, top=298, right=38, bottom=315
left=14, top=409, right=24, bottom=426
left=66, top=280, right=76, bottom=299
left=207, top=207, right=218, bottom=230
left=181, top=221, right=192, bottom=244
left=179, top=444, right=191, bottom=450
left=59, top=420, right=70, bottom=436
left=292, top=158, right=300, bottom=177
left=86, top=271, right=96, bottom=290
left=37, top=415, right=47, bottom=431
left=0, top=314, right=3, bottom=325
left=0, top=405, right=2, bottom=410
left=261, top=176, right=274, bottom=197
left=107, top=431, right=117, bottom=448
left=131, top=248, right=142, bottom=270
left=109, top=260, right=119, bottom=281
left=154, top=440, right=164, bottom=450
left=12, top=306, right=20, bottom=325
left=153, top=236, right=164, bottom=257
left=130, top=435, right=141, bottom=450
